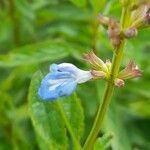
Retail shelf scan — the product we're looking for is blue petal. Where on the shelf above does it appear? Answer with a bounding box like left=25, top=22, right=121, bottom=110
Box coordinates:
left=56, top=80, right=77, bottom=97
left=57, top=64, right=78, bottom=75
left=38, top=73, right=58, bottom=100
left=50, top=72, right=73, bottom=79
left=50, top=64, right=58, bottom=72
left=38, top=72, right=77, bottom=100
left=50, top=63, right=79, bottom=75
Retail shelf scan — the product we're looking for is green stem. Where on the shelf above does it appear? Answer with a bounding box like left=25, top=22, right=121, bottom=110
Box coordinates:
left=83, top=42, right=125, bottom=150
left=83, top=82, right=114, bottom=150
left=83, top=5, right=127, bottom=150
left=56, top=101, right=81, bottom=150
left=120, top=7, right=127, bottom=29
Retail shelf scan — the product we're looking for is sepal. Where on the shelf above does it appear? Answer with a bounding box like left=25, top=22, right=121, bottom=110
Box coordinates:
left=84, top=51, right=112, bottom=79
left=83, top=51, right=108, bottom=72
left=91, top=70, right=106, bottom=79
left=118, top=61, right=142, bottom=80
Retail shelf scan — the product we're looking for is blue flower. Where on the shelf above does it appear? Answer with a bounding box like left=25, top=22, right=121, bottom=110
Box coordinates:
left=38, top=63, right=92, bottom=100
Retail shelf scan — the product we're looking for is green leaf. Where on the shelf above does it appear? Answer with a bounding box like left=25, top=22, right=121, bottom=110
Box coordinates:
left=60, top=93, right=84, bottom=140
left=29, top=71, right=84, bottom=149
left=116, top=81, right=150, bottom=117
left=0, top=40, right=70, bottom=67
left=69, top=0, right=86, bottom=8
left=94, top=133, right=113, bottom=150
left=104, top=102, right=131, bottom=150
left=28, top=71, right=68, bottom=150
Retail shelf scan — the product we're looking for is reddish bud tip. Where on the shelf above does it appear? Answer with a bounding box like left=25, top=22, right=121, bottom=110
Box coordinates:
left=124, top=28, right=138, bottom=38
left=108, top=19, right=122, bottom=48
left=114, top=78, right=125, bottom=88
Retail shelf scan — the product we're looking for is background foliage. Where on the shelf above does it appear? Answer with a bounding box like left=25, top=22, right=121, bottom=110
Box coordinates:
left=0, top=0, right=150, bottom=149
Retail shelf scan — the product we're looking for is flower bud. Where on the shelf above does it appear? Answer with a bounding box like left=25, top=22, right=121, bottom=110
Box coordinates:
left=108, top=19, right=122, bottom=48
left=108, top=19, right=120, bottom=38
left=114, top=78, right=125, bottom=88
left=124, top=27, right=138, bottom=38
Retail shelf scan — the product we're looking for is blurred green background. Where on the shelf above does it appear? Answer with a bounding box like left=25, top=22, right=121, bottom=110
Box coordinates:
left=0, top=0, right=150, bottom=150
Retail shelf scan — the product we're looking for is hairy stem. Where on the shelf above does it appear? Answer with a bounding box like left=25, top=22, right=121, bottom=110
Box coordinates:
left=83, top=5, right=127, bottom=150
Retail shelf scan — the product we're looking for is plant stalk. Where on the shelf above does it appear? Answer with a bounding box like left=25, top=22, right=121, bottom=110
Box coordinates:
left=83, top=41, right=125, bottom=150
left=83, top=4, right=127, bottom=150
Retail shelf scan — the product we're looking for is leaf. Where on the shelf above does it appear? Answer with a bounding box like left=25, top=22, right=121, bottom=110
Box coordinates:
left=28, top=71, right=68, bottom=150
left=116, top=81, right=150, bottom=117
left=104, top=102, right=131, bottom=150
left=0, top=92, right=14, bottom=124
left=94, top=133, right=113, bottom=150
left=0, top=40, right=70, bottom=67
left=15, top=0, right=34, bottom=20
left=36, top=4, right=90, bottom=23
left=29, top=71, right=84, bottom=149
left=69, top=0, right=86, bottom=8
left=60, top=93, right=84, bottom=140
left=36, top=133, right=50, bottom=150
